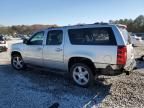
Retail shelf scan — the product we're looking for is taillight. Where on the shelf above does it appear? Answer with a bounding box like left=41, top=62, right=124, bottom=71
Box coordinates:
left=117, top=46, right=127, bottom=65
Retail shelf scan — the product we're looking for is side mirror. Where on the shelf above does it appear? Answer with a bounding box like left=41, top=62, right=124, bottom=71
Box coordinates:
left=23, top=38, right=28, bottom=44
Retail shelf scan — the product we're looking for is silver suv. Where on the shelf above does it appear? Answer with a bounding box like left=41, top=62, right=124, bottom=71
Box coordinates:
left=11, top=23, right=136, bottom=87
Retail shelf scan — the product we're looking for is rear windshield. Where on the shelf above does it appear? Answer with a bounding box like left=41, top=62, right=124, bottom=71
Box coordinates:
left=119, top=27, right=131, bottom=44
left=68, top=27, right=116, bottom=45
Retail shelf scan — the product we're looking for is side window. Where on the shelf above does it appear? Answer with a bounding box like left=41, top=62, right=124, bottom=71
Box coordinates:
left=28, top=31, right=44, bottom=45
left=47, top=30, right=63, bottom=45
left=68, top=27, right=116, bottom=45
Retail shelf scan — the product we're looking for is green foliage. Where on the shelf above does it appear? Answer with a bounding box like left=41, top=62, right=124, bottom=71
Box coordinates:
left=109, top=15, right=144, bottom=33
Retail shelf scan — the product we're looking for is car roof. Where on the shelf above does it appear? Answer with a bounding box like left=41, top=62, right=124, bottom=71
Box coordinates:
left=34, top=23, right=126, bottom=33
left=43, top=23, right=124, bottom=30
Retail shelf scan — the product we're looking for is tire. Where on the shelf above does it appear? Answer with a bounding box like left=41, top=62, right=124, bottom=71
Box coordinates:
left=70, top=63, right=94, bottom=87
left=11, top=54, right=26, bottom=70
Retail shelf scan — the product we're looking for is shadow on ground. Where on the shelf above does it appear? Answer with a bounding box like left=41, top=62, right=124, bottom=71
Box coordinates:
left=0, top=64, right=112, bottom=108
left=135, top=58, right=144, bottom=70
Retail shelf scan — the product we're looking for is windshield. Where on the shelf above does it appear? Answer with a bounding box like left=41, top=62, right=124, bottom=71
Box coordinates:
left=119, top=27, right=131, bottom=45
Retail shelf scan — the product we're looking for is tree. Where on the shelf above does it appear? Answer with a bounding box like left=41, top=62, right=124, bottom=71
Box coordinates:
left=0, top=24, right=58, bottom=37
left=109, top=15, right=144, bottom=33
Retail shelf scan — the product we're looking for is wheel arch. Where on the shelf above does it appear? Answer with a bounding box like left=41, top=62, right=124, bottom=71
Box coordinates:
left=11, top=51, right=22, bottom=57
left=68, top=56, right=96, bottom=75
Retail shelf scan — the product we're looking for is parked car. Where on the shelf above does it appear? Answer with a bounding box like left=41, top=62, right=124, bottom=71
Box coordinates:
left=130, top=34, right=143, bottom=46
left=135, top=33, right=144, bottom=40
left=3, top=35, right=13, bottom=40
left=11, top=23, right=136, bottom=87
left=0, top=35, right=8, bottom=52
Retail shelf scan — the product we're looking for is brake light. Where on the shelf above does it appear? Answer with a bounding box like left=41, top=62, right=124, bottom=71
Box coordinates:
left=117, top=46, right=127, bottom=65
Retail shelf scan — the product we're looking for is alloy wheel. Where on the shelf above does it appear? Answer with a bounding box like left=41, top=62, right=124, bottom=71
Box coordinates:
left=73, top=66, right=89, bottom=86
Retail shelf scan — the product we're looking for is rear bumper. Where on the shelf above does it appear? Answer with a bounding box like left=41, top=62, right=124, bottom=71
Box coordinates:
left=124, top=59, right=136, bottom=72
left=94, top=63, right=123, bottom=70
left=94, top=60, right=136, bottom=75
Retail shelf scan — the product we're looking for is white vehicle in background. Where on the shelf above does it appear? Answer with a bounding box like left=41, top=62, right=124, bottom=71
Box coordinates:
left=0, top=35, right=8, bottom=52
left=130, top=34, right=143, bottom=46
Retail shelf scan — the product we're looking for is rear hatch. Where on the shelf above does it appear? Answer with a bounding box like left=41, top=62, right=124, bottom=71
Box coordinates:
left=118, top=26, right=135, bottom=70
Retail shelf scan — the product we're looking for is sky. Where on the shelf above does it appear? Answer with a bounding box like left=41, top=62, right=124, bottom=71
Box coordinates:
left=0, top=0, right=144, bottom=26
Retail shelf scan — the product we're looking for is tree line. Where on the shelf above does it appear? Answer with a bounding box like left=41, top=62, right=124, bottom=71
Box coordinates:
left=0, top=15, right=144, bottom=36
left=0, top=24, right=58, bottom=36
left=109, top=15, right=144, bottom=33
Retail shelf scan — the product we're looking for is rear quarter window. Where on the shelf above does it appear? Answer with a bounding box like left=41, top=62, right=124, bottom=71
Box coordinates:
left=119, top=27, right=131, bottom=45
left=68, top=27, right=116, bottom=45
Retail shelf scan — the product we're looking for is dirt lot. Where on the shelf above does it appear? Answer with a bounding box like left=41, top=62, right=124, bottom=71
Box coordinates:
left=0, top=39, right=144, bottom=108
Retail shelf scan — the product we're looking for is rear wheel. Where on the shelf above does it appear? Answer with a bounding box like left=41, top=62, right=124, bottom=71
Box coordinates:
left=11, top=54, right=25, bottom=70
left=70, top=63, right=94, bottom=87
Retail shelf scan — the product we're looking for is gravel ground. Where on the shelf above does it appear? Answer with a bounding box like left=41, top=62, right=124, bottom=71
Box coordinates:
left=0, top=40, right=144, bottom=108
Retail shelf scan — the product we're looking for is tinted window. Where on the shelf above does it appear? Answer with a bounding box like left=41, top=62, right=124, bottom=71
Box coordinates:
left=47, top=30, right=63, bottom=45
left=28, top=31, right=44, bottom=45
left=68, top=27, right=116, bottom=45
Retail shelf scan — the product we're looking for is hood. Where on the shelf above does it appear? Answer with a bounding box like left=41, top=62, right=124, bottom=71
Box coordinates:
left=12, top=42, right=23, bottom=46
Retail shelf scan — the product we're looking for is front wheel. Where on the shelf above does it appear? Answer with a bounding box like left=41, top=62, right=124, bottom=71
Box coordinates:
left=11, top=54, right=25, bottom=70
left=70, top=63, right=94, bottom=87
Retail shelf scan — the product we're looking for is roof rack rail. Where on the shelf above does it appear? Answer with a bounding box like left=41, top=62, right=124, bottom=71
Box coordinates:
left=94, top=22, right=109, bottom=25
left=73, top=23, right=86, bottom=26
left=46, top=26, right=60, bottom=29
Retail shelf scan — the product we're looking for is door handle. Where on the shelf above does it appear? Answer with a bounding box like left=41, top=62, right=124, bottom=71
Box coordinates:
left=55, top=48, right=62, bottom=52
